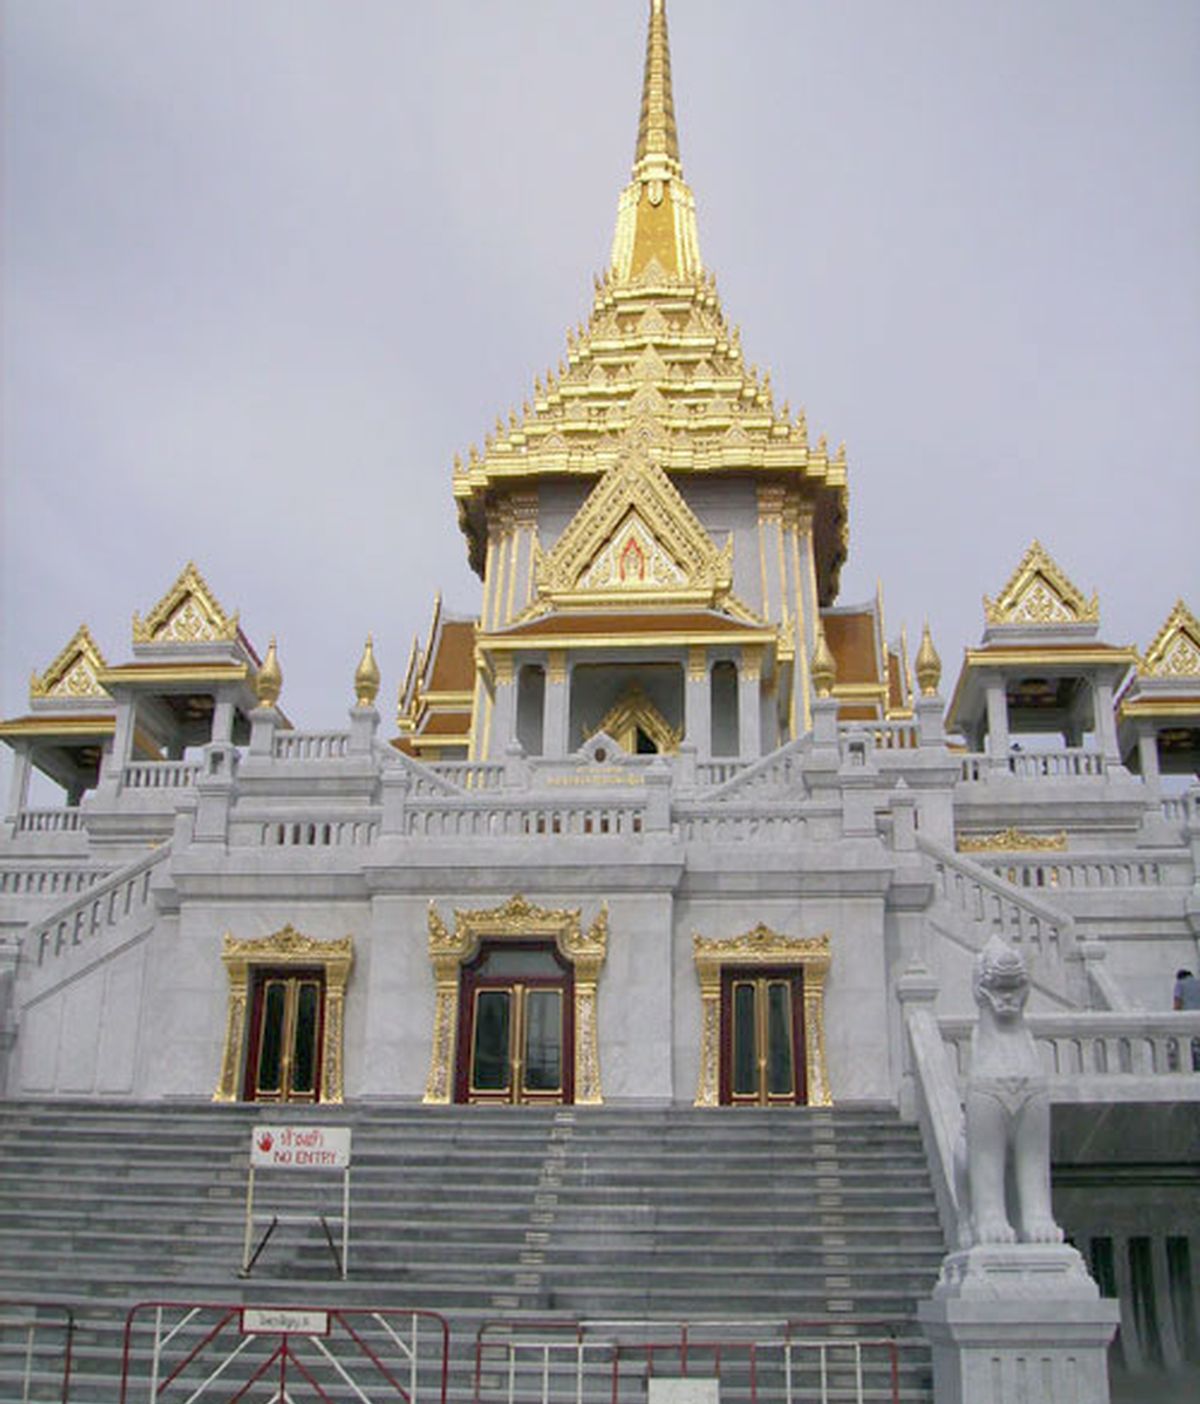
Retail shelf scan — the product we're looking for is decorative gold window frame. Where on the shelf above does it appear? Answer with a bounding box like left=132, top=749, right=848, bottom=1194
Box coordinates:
left=215, top=926, right=354, bottom=1104
left=693, top=923, right=832, bottom=1107
left=424, top=894, right=607, bottom=1105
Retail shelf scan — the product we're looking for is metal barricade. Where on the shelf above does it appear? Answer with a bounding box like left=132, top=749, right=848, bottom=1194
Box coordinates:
left=0, top=1300, right=74, bottom=1404
left=475, top=1318, right=903, bottom=1404
left=120, top=1301, right=449, bottom=1403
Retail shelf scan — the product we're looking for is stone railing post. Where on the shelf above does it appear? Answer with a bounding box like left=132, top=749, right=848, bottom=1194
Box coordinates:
left=675, top=741, right=698, bottom=794
left=916, top=692, right=945, bottom=747
left=644, top=758, right=672, bottom=832
left=380, top=763, right=412, bottom=834
left=193, top=743, right=238, bottom=845
left=503, top=741, right=528, bottom=791
left=889, top=779, right=918, bottom=851
left=248, top=704, right=281, bottom=758
left=348, top=703, right=379, bottom=756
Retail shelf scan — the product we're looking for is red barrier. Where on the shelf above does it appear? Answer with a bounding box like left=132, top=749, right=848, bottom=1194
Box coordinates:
left=120, top=1301, right=448, bottom=1403
left=0, top=1299, right=74, bottom=1403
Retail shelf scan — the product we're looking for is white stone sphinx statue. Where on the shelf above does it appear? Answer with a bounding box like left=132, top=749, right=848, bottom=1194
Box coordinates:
left=954, top=935, right=1063, bottom=1248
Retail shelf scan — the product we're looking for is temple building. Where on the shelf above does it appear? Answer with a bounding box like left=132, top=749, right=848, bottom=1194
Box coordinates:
left=1, top=3, right=1198, bottom=1399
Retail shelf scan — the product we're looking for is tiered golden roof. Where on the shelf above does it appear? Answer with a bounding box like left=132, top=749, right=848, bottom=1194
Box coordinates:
left=452, top=0, right=848, bottom=606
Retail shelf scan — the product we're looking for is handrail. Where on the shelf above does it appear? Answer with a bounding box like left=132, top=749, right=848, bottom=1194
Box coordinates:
left=272, top=730, right=351, bottom=761
left=918, top=833, right=1079, bottom=1005
left=24, top=845, right=170, bottom=970
left=14, top=808, right=85, bottom=834
left=902, top=1001, right=963, bottom=1247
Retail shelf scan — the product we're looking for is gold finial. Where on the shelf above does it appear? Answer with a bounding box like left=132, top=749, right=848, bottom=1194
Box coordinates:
left=635, top=0, right=681, bottom=172
left=811, top=620, right=837, bottom=699
left=355, top=635, right=381, bottom=708
left=915, top=622, right=942, bottom=697
left=256, top=637, right=282, bottom=707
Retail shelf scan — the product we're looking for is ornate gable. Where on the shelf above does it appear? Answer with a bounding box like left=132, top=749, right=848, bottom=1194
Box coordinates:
left=983, top=541, right=1099, bottom=627
left=1140, top=599, right=1200, bottom=678
left=535, top=452, right=733, bottom=608
left=29, top=624, right=109, bottom=702
left=132, top=562, right=239, bottom=645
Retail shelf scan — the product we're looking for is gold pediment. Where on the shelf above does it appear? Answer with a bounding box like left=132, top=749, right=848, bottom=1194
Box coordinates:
left=536, top=453, right=733, bottom=607
left=586, top=684, right=682, bottom=755
left=29, top=624, right=109, bottom=702
left=133, top=561, right=240, bottom=645
left=1140, top=599, right=1200, bottom=677
left=983, top=541, right=1098, bottom=627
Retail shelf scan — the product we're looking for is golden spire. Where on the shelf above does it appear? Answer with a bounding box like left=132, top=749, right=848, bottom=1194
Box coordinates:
left=915, top=623, right=942, bottom=697
left=355, top=635, right=380, bottom=708
left=610, top=0, right=702, bottom=283
left=635, top=0, right=682, bottom=177
left=255, top=638, right=282, bottom=707
left=811, top=620, right=837, bottom=699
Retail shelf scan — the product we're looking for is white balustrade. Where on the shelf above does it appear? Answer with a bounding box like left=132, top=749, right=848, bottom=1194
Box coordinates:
left=259, top=817, right=379, bottom=847
left=426, top=762, right=505, bottom=791
left=959, top=749, right=1108, bottom=781
left=0, top=865, right=108, bottom=897
left=696, top=760, right=750, bottom=787
left=27, top=848, right=167, bottom=969
left=981, top=856, right=1183, bottom=892
left=121, top=761, right=202, bottom=790
left=841, top=720, right=920, bottom=751
left=14, top=808, right=85, bottom=834
left=940, top=1012, right=1200, bottom=1088
left=272, top=731, right=351, bottom=761
left=674, top=806, right=809, bottom=843
left=402, top=800, right=645, bottom=839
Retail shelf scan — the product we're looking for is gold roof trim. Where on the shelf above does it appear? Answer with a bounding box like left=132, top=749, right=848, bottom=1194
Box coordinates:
left=29, top=624, right=109, bottom=702
left=983, top=541, right=1099, bottom=627
left=1140, top=599, right=1200, bottom=678
left=535, top=452, right=732, bottom=608
left=957, top=828, right=1068, bottom=853
left=132, top=561, right=240, bottom=645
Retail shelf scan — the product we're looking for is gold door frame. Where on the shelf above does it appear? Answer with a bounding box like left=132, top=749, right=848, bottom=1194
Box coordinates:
left=215, top=926, right=354, bottom=1104
left=424, top=894, right=607, bottom=1105
left=693, top=923, right=832, bottom=1107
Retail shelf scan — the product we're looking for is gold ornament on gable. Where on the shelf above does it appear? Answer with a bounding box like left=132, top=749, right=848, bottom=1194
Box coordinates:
left=983, top=541, right=1099, bottom=627
left=1139, top=600, right=1200, bottom=678
left=28, top=624, right=109, bottom=702
left=132, top=561, right=240, bottom=645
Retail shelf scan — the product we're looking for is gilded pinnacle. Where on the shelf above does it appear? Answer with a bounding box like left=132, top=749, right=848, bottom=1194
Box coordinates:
left=355, top=635, right=381, bottom=708
left=635, top=0, right=681, bottom=174
left=256, top=638, right=282, bottom=708
left=811, top=621, right=837, bottom=699
left=915, top=623, right=942, bottom=697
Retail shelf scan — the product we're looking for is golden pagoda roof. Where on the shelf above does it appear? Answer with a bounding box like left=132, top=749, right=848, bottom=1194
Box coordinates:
left=983, top=540, right=1099, bottom=628
left=132, top=561, right=242, bottom=646
left=28, top=623, right=109, bottom=704
left=1139, top=599, right=1200, bottom=679
left=452, top=0, right=848, bottom=605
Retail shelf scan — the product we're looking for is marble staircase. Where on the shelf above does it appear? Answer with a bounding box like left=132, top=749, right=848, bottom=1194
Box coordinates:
left=0, top=1100, right=944, bottom=1401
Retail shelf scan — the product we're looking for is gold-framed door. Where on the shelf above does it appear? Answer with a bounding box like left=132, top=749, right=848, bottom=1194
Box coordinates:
left=425, top=895, right=607, bottom=1105
left=694, top=923, right=832, bottom=1107
left=463, top=975, right=571, bottom=1105
left=215, top=926, right=353, bottom=1104
left=244, top=969, right=325, bottom=1104
left=723, top=968, right=804, bottom=1106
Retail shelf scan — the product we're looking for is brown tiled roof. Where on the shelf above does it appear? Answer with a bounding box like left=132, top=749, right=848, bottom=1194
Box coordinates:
left=428, top=620, right=476, bottom=692
left=823, top=610, right=880, bottom=685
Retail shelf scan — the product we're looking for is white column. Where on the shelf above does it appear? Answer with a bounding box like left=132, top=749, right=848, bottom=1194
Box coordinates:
left=490, top=657, right=517, bottom=755
left=684, top=648, right=710, bottom=759
left=211, top=694, right=236, bottom=745
left=738, top=649, right=762, bottom=759
left=543, top=651, right=569, bottom=757
left=984, top=677, right=1010, bottom=765
left=1137, top=726, right=1161, bottom=785
left=1092, top=680, right=1121, bottom=762
left=5, top=744, right=32, bottom=818
left=100, top=698, right=137, bottom=786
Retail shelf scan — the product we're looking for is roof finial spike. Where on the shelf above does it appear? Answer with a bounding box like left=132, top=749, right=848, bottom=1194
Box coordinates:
left=635, top=0, right=681, bottom=174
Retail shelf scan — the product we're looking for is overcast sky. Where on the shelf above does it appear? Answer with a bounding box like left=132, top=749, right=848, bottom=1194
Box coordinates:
left=3, top=1, right=1198, bottom=780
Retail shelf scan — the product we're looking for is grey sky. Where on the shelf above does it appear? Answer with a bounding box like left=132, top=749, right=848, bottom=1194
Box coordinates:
left=3, top=1, right=1198, bottom=779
